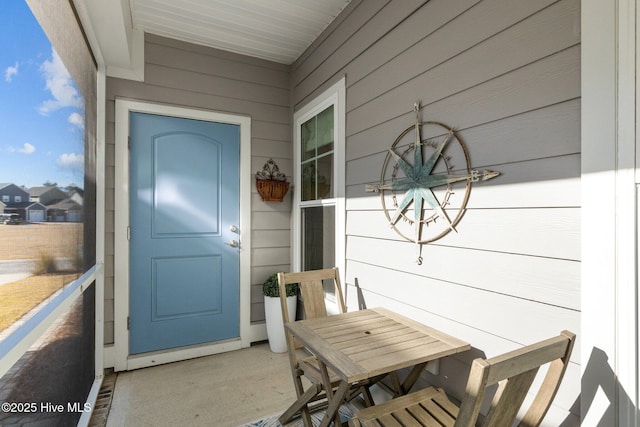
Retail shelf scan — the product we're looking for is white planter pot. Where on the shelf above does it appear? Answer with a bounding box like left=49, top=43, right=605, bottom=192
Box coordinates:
left=264, top=295, right=297, bottom=353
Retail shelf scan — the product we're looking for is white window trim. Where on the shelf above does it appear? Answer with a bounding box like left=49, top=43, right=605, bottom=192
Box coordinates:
left=292, top=78, right=346, bottom=286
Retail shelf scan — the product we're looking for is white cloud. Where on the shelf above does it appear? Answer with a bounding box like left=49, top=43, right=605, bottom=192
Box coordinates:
left=57, top=153, right=84, bottom=172
left=38, top=49, right=83, bottom=115
left=68, top=112, right=84, bottom=129
left=7, top=143, right=36, bottom=154
left=5, top=62, right=18, bottom=82
left=19, top=143, right=36, bottom=154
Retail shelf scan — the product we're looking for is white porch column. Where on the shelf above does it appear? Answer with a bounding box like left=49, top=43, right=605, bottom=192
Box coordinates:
left=582, top=0, right=639, bottom=425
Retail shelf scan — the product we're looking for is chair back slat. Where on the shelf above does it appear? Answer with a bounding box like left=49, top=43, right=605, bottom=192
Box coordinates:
left=299, top=279, right=328, bottom=318
left=277, top=268, right=347, bottom=359
left=518, top=330, right=576, bottom=426
left=455, top=330, right=576, bottom=427
left=278, top=267, right=346, bottom=321
left=482, top=369, right=539, bottom=427
left=485, top=335, right=572, bottom=384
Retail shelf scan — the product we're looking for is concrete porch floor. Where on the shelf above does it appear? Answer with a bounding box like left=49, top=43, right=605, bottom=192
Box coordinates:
left=96, top=343, right=298, bottom=427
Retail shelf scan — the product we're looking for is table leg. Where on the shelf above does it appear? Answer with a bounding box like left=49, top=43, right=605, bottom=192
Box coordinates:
left=318, top=360, right=350, bottom=427
left=388, top=371, right=403, bottom=396
left=319, top=381, right=350, bottom=427
left=399, top=362, right=428, bottom=395
left=278, top=383, right=321, bottom=425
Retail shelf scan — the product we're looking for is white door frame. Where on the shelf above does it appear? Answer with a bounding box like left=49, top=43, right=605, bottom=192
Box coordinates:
left=113, top=98, right=251, bottom=371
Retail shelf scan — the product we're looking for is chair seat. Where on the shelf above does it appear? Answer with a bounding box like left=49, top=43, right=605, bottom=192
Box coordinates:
left=349, top=387, right=458, bottom=427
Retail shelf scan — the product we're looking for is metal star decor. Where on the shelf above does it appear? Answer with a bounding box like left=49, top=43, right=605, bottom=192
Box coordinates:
left=366, top=102, right=499, bottom=264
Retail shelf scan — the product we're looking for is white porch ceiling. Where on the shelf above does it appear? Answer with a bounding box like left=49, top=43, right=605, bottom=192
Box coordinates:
left=129, top=0, right=351, bottom=64
left=75, top=0, right=351, bottom=79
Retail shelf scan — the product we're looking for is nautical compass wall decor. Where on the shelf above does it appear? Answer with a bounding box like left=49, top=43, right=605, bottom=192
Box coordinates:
left=365, top=102, right=499, bottom=264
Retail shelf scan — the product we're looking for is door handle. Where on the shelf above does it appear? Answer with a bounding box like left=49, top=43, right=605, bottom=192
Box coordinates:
left=225, top=240, right=239, bottom=248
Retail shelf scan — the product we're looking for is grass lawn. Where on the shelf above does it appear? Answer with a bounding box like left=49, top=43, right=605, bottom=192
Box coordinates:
left=0, top=223, right=83, bottom=332
left=0, top=274, right=79, bottom=332
left=0, top=223, right=83, bottom=260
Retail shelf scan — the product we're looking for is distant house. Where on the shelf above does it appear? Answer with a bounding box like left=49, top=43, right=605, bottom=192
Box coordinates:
left=47, top=198, right=83, bottom=222
left=67, top=187, right=84, bottom=209
left=29, top=186, right=68, bottom=205
left=11, top=201, right=47, bottom=222
left=0, top=184, right=44, bottom=221
left=28, top=185, right=85, bottom=222
left=0, top=183, right=29, bottom=206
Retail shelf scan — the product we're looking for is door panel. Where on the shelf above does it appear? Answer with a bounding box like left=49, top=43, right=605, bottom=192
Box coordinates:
left=129, top=112, right=240, bottom=354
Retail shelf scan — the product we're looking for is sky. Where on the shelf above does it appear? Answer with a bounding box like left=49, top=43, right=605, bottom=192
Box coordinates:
left=0, top=1, right=85, bottom=190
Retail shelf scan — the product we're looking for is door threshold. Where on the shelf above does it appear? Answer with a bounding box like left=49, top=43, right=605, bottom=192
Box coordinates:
left=126, top=338, right=242, bottom=371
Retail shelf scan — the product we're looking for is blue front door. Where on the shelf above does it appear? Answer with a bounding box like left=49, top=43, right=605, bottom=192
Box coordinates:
left=129, top=112, right=240, bottom=354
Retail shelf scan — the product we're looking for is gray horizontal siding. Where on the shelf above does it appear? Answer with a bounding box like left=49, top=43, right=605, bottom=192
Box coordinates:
left=292, top=0, right=580, bottom=424
left=103, top=33, right=292, bottom=344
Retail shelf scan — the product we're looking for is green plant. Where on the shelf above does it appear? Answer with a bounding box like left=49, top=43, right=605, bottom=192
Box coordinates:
left=262, top=273, right=298, bottom=298
left=33, top=252, right=57, bottom=275
left=72, top=251, right=84, bottom=273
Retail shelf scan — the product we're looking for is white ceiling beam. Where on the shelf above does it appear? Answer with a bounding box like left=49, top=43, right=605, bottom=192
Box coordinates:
left=75, top=0, right=144, bottom=81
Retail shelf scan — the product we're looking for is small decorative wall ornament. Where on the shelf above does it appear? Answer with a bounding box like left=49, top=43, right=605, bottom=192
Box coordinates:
left=365, top=102, right=499, bottom=264
left=256, top=158, right=290, bottom=202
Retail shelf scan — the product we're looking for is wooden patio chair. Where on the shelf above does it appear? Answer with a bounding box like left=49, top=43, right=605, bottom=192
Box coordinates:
left=348, top=330, right=576, bottom=427
left=278, top=268, right=375, bottom=427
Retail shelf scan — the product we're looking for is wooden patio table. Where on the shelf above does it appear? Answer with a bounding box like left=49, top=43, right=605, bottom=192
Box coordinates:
left=284, top=307, right=471, bottom=427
